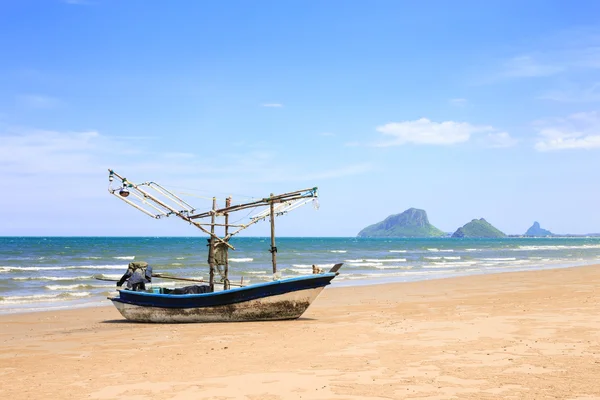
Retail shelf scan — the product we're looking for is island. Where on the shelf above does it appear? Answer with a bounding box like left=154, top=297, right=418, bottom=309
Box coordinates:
left=524, top=221, right=553, bottom=237
left=451, top=218, right=506, bottom=238
left=357, top=208, right=445, bottom=238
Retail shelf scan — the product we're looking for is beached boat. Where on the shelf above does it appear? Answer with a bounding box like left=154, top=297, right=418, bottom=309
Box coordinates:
left=105, top=169, right=342, bottom=323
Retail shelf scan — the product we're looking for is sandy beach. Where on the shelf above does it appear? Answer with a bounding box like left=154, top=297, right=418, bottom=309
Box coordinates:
left=1, top=265, right=599, bottom=400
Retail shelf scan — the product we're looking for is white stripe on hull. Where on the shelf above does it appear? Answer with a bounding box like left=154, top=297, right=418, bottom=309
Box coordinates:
left=111, top=287, right=325, bottom=323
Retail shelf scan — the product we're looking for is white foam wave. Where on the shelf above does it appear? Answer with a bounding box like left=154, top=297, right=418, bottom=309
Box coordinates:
left=389, top=250, right=407, bottom=253
left=480, top=257, right=517, bottom=261
left=0, top=292, right=91, bottom=305
left=229, top=258, right=253, bottom=262
left=45, top=284, right=102, bottom=290
left=330, top=250, right=347, bottom=253
left=291, top=264, right=313, bottom=269
left=347, top=262, right=384, bottom=267
left=244, top=271, right=267, bottom=275
left=1, top=265, right=127, bottom=272
left=13, top=275, right=92, bottom=281
left=515, top=244, right=600, bottom=251
left=364, top=258, right=406, bottom=262
left=374, top=265, right=413, bottom=270
left=288, top=268, right=313, bottom=274
left=171, top=263, right=183, bottom=266
left=113, top=256, right=135, bottom=260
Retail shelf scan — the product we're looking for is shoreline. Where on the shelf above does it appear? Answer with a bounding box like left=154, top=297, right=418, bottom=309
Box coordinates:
left=1, top=263, right=599, bottom=399
left=1, top=260, right=598, bottom=316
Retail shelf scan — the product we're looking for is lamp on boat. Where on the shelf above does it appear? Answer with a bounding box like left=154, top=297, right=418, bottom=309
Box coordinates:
left=119, top=187, right=130, bottom=197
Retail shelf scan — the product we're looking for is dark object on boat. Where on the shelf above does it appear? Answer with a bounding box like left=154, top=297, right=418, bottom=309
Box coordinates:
left=116, top=262, right=152, bottom=291
left=162, top=285, right=211, bottom=295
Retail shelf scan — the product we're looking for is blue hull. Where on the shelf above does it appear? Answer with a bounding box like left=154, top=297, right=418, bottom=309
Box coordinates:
left=109, top=273, right=338, bottom=323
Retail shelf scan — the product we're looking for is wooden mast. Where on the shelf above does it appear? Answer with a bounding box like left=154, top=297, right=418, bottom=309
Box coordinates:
left=224, top=196, right=231, bottom=290
left=269, top=194, right=277, bottom=278
left=208, top=197, right=216, bottom=291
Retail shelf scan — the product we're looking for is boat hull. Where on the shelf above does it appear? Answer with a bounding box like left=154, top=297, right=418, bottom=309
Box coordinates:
left=109, top=273, right=336, bottom=323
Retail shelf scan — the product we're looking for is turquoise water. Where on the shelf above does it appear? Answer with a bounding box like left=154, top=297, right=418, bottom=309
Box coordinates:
left=1, top=236, right=600, bottom=314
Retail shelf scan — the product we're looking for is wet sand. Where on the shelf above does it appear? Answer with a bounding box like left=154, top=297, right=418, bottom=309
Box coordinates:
left=1, top=265, right=599, bottom=399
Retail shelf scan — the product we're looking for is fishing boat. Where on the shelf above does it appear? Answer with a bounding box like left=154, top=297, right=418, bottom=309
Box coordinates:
left=105, top=169, right=342, bottom=323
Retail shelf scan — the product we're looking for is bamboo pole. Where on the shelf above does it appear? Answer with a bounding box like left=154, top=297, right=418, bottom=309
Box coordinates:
left=108, top=169, right=233, bottom=250
left=270, top=195, right=277, bottom=277
left=224, top=196, right=231, bottom=290
left=189, top=188, right=317, bottom=219
left=208, top=197, right=216, bottom=291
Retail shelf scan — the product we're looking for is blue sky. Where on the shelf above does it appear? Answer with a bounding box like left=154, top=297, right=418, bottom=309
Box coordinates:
left=2, top=0, right=600, bottom=236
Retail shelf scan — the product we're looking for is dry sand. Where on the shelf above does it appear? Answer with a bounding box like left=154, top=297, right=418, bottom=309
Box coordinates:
left=1, top=265, right=600, bottom=399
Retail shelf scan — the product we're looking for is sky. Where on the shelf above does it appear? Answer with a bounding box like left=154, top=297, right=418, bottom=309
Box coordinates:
left=1, top=0, right=600, bottom=237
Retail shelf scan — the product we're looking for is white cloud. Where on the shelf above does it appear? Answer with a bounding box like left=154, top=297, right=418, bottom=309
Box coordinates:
left=17, top=94, right=62, bottom=109
left=485, top=132, right=519, bottom=148
left=261, top=103, right=283, bottom=108
left=373, top=118, right=494, bottom=147
left=534, top=111, right=600, bottom=151
left=0, top=129, right=105, bottom=174
left=538, top=82, right=600, bottom=103
left=502, top=55, right=563, bottom=78
left=487, top=28, right=600, bottom=85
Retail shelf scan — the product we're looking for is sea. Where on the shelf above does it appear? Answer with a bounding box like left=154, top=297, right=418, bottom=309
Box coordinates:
left=1, top=236, right=600, bottom=315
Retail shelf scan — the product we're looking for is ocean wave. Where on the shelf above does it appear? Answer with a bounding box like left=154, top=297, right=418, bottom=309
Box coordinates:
left=389, top=250, right=407, bottom=253
left=113, top=256, right=135, bottom=260
left=243, top=271, right=267, bottom=275
left=229, top=258, right=253, bottom=262
left=44, top=284, right=100, bottom=290
left=176, top=257, right=185, bottom=260
left=514, top=244, right=600, bottom=251
left=286, top=268, right=313, bottom=274
left=329, top=250, right=347, bottom=253
left=13, top=275, right=93, bottom=281
left=171, top=263, right=183, bottom=266
left=373, top=265, right=413, bottom=270
left=427, top=248, right=454, bottom=252
left=364, top=258, right=406, bottom=263
left=1, top=265, right=127, bottom=272
left=480, top=257, right=517, bottom=261
left=0, top=292, right=91, bottom=305
left=346, top=262, right=384, bottom=267
left=434, top=260, right=476, bottom=265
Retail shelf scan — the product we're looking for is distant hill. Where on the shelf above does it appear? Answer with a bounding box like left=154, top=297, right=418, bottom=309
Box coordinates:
left=357, top=208, right=445, bottom=238
left=452, top=218, right=506, bottom=238
left=525, top=221, right=553, bottom=237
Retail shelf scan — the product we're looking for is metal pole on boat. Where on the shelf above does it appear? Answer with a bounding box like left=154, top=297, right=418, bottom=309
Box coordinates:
left=224, top=196, right=231, bottom=290
left=208, top=197, right=217, bottom=291
left=269, top=194, right=277, bottom=278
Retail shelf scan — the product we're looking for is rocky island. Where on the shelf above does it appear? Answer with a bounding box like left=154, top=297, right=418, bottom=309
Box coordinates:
left=357, top=208, right=445, bottom=238
left=524, top=221, right=553, bottom=237
left=452, top=218, right=506, bottom=238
